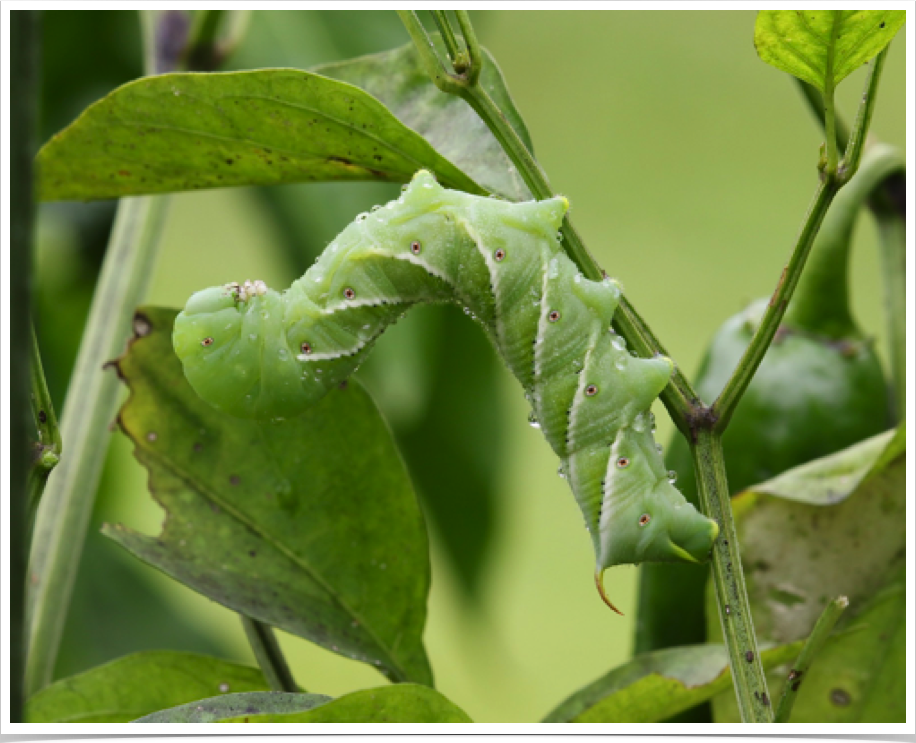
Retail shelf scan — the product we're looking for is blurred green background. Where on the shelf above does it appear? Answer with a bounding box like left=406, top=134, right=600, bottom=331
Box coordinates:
left=34, top=10, right=905, bottom=723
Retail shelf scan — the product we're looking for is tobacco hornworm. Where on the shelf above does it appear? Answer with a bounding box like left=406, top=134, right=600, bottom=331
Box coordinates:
left=173, top=170, right=718, bottom=611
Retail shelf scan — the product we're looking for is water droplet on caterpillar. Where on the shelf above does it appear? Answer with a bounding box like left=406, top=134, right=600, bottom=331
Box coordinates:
left=667, top=470, right=678, bottom=484
left=355, top=212, right=368, bottom=222
left=528, top=411, right=541, bottom=429
left=611, top=336, right=626, bottom=352
left=557, top=463, right=567, bottom=479
left=631, top=413, right=647, bottom=432
left=614, top=357, right=627, bottom=370
left=656, top=443, right=664, bottom=454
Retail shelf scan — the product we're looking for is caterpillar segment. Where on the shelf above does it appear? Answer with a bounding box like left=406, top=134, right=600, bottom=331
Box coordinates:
left=174, top=170, right=719, bottom=610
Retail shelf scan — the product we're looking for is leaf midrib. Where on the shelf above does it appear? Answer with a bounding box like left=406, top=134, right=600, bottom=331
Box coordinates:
left=134, top=436, right=412, bottom=683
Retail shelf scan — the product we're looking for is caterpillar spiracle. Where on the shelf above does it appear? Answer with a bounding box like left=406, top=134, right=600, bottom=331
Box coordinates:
left=173, top=170, right=718, bottom=612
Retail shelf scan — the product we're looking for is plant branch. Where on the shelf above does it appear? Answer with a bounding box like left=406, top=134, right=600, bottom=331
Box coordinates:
left=775, top=596, right=848, bottom=723
left=430, top=11, right=465, bottom=70
left=11, top=8, right=40, bottom=723
left=841, top=46, right=889, bottom=182
left=398, top=10, right=698, bottom=430
left=714, top=41, right=890, bottom=430
left=712, top=180, right=837, bottom=430
left=26, top=195, right=171, bottom=696
left=692, top=429, right=773, bottom=722
left=795, top=80, right=849, bottom=156
left=454, top=11, right=482, bottom=85
left=241, top=617, right=299, bottom=693
left=821, top=14, right=842, bottom=176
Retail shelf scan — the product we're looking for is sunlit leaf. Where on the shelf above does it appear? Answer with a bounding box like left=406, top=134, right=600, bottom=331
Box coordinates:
left=754, top=11, right=905, bottom=91
left=37, top=69, right=482, bottom=201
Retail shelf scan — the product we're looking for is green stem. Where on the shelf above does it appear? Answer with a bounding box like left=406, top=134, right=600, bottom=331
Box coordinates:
left=841, top=47, right=889, bottom=183
left=712, top=179, right=838, bottom=430
left=397, top=11, right=464, bottom=95
left=822, top=14, right=842, bottom=176
left=241, top=617, right=299, bottom=693
left=26, top=7, right=254, bottom=696
left=11, top=8, right=40, bottom=723
left=715, top=38, right=889, bottom=430
left=430, top=11, right=465, bottom=70
left=28, top=325, right=62, bottom=529
left=795, top=80, right=849, bottom=156
left=397, top=11, right=698, bottom=429
left=454, top=11, right=482, bottom=85
left=26, top=195, right=170, bottom=696
left=692, top=429, right=773, bottom=722
left=775, top=596, right=848, bottom=723
left=784, top=144, right=905, bottom=338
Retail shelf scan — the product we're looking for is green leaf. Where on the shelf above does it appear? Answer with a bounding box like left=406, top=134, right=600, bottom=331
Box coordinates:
left=25, top=651, right=269, bottom=723
left=37, top=69, right=482, bottom=202
left=726, top=424, right=905, bottom=643
left=709, top=426, right=906, bottom=721
left=103, top=307, right=433, bottom=686
left=133, top=691, right=332, bottom=723
left=315, top=36, right=533, bottom=201
left=750, top=423, right=904, bottom=506
left=714, top=565, right=905, bottom=722
left=543, top=642, right=800, bottom=723
left=754, top=11, right=905, bottom=92
left=218, top=684, right=472, bottom=723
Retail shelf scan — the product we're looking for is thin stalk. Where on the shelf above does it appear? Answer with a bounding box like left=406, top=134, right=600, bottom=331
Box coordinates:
left=795, top=80, right=849, bottom=156
left=27, top=8, right=264, bottom=695
left=26, top=196, right=170, bottom=695
left=821, top=14, right=842, bottom=176
left=454, top=11, right=482, bottom=85
left=692, top=429, right=773, bottom=722
left=241, top=617, right=299, bottom=693
left=467, top=84, right=701, bottom=427
left=11, top=8, right=40, bottom=724
left=784, top=144, right=904, bottom=339
left=397, top=11, right=698, bottom=428
left=841, top=47, right=889, bottom=183
left=430, top=11, right=465, bottom=70
left=714, top=40, right=889, bottom=429
left=774, top=596, right=848, bottom=723
left=397, top=11, right=464, bottom=95
left=713, top=179, right=838, bottom=430
left=28, top=326, right=62, bottom=528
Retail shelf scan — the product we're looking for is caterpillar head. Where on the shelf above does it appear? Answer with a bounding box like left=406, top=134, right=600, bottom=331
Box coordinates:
left=595, top=427, right=719, bottom=611
left=173, top=280, right=327, bottom=419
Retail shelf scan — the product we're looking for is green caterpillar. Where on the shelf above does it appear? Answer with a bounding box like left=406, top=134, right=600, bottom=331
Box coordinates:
left=173, top=170, right=718, bottom=611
